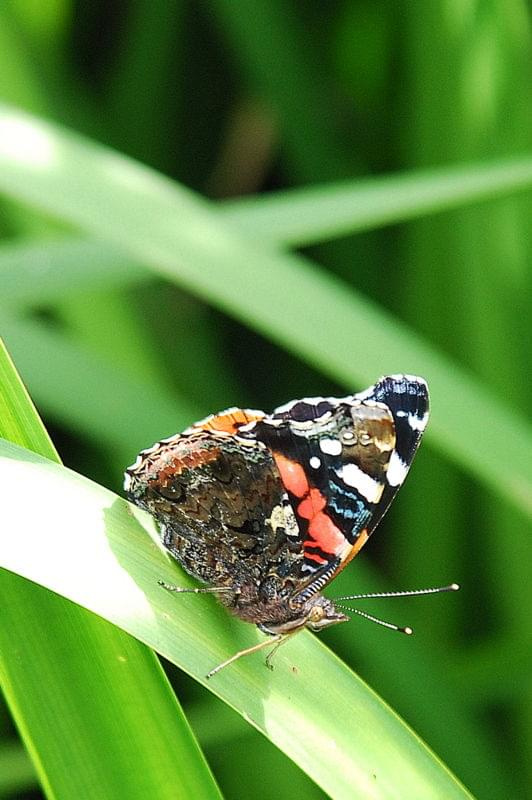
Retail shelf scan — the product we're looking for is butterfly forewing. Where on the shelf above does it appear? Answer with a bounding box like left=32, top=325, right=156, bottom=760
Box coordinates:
left=247, top=375, right=429, bottom=585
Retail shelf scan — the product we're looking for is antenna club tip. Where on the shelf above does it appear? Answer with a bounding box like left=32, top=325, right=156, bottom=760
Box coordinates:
left=402, top=626, right=414, bottom=635
left=450, top=583, right=460, bottom=591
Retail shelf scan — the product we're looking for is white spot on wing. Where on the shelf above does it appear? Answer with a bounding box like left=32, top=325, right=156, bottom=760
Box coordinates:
left=139, top=443, right=160, bottom=456
left=267, top=498, right=300, bottom=538
left=273, top=398, right=301, bottom=414
left=319, top=438, right=342, bottom=456
left=309, top=456, right=321, bottom=469
left=337, top=464, right=384, bottom=503
left=239, top=419, right=263, bottom=432
left=273, top=396, right=345, bottom=416
left=407, top=411, right=429, bottom=432
left=159, top=434, right=181, bottom=444
left=126, top=452, right=148, bottom=472
left=387, top=451, right=409, bottom=487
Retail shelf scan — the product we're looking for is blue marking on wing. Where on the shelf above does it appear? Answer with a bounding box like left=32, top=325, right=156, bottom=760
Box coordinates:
left=327, top=480, right=372, bottom=542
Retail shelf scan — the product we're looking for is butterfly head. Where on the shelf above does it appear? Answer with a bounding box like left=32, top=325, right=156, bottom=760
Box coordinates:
left=303, top=595, right=350, bottom=631
left=259, top=594, right=349, bottom=636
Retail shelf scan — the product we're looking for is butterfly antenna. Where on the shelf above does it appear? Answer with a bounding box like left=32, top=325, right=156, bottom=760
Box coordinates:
left=334, top=583, right=459, bottom=602
left=335, top=583, right=459, bottom=635
left=336, top=605, right=413, bottom=634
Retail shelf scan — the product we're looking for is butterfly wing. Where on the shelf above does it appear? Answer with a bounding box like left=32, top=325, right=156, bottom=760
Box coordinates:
left=248, top=374, right=429, bottom=598
left=354, top=374, right=429, bottom=537
left=124, top=410, right=308, bottom=617
left=125, top=378, right=429, bottom=611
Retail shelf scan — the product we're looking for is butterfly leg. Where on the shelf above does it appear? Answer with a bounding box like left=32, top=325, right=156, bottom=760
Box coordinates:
left=265, top=634, right=292, bottom=670
left=158, top=580, right=236, bottom=596
left=206, top=634, right=285, bottom=680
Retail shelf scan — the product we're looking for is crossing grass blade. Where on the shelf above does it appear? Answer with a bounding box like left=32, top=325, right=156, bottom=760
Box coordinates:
left=220, top=157, right=532, bottom=246
left=0, top=104, right=530, bottom=521
left=0, top=237, right=148, bottom=308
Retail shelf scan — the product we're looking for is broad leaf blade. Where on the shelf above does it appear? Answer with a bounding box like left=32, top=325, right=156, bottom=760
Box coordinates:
left=0, top=436, right=473, bottom=800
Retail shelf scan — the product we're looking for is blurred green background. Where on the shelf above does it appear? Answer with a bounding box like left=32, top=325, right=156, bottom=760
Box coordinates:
left=0, top=2, right=531, bottom=799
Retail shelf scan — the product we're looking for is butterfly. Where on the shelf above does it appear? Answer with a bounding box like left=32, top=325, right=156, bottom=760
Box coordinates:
left=125, top=374, right=457, bottom=677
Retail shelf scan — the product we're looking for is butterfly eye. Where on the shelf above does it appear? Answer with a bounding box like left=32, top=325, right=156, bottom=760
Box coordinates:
left=157, top=481, right=184, bottom=501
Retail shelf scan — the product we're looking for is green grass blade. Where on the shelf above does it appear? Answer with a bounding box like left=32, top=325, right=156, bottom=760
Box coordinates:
left=0, top=337, right=58, bottom=461
left=0, top=315, right=197, bottom=457
left=0, top=8, right=49, bottom=114
left=105, top=0, right=185, bottom=169
left=0, top=104, right=529, bottom=521
left=0, top=435, right=474, bottom=800
left=208, top=0, right=356, bottom=181
left=0, top=339, right=222, bottom=800
left=220, top=157, right=532, bottom=246
left=0, top=739, right=36, bottom=796
left=0, top=237, right=148, bottom=308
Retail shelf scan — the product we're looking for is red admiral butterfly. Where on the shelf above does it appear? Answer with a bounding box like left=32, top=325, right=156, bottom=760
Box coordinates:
left=125, top=375, right=457, bottom=677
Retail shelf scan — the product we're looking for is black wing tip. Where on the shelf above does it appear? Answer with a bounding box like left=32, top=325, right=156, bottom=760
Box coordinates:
left=370, top=374, right=429, bottom=416
left=379, top=373, right=429, bottom=397
left=360, top=375, right=429, bottom=464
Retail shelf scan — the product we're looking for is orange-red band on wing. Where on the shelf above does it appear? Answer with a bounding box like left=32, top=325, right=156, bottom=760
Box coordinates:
left=304, top=551, right=328, bottom=565
left=272, top=452, right=310, bottom=498
left=272, top=450, right=348, bottom=563
left=297, top=488, right=326, bottom=519
left=197, top=409, right=264, bottom=434
left=305, top=512, right=346, bottom=557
